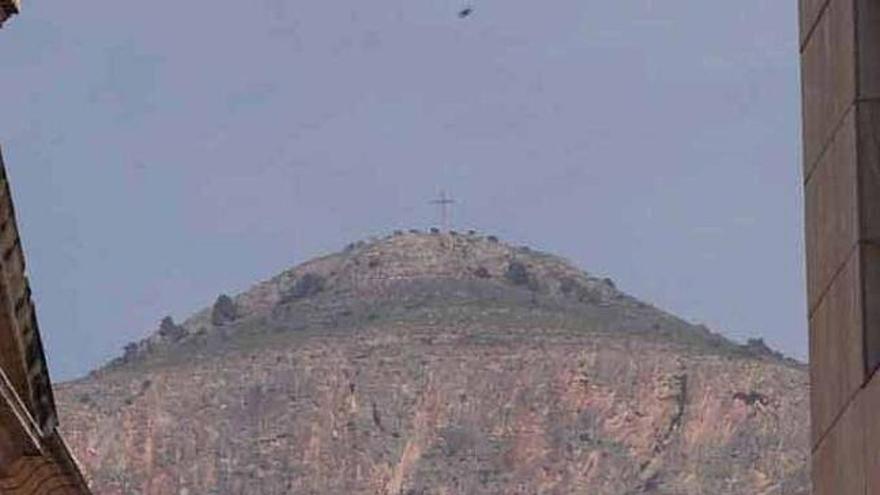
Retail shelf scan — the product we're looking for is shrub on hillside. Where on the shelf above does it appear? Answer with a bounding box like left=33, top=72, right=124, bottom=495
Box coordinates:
left=742, top=338, right=784, bottom=360
left=122, top=342, right=139, bottom=361
left=211, top=294, right=238, bottom=326
left=504, top=261, right=531, bottom=287
left=281, top=273, right=326, bottom=303
left=559, top=277, right=578, bottom=296
left=559, top=277, right=605, bottom=304
left=158, top=316, right=185, bottom=342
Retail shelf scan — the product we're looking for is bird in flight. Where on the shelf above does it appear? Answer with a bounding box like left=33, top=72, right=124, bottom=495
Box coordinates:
left=458, top=6, right=473, bottom=18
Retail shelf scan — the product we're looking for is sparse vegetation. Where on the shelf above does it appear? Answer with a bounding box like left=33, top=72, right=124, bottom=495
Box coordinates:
left=123, top=342, right=138, bottom=358
left=281, top=273, right=326, bottom=303
left=211, top=294, right=238, bottom=326
left=559, top=277, right=610, bottom=304
left=63, top=232, right=807, bottom=495
left=742, top=338, right=784, bottom=360
left=111, top=234, right=792, bottom=371
left=559, top=277, right=578, bottom=296
left=504, top=261, right=531, bottom=287
left=158, top=316, right=185, bottom=342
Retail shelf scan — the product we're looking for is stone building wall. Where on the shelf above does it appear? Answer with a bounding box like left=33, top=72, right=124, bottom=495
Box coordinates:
left=800, top=0, right=880, bottom=493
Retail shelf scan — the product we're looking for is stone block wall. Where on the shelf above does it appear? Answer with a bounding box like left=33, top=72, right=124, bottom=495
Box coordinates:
left=800, top=0, right=880, bottom=493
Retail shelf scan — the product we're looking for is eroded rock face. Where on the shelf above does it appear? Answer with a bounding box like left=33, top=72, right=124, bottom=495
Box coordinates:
left=55, top=233, right=810, bottom=494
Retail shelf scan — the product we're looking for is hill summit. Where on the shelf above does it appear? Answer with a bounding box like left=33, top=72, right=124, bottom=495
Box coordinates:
left=57, top=230, right=808, bottom=494
left=112, top=230, right=789, bottom=369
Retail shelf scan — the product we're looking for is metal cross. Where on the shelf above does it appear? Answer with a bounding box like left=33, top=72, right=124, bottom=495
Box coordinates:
left=430, top=190, right=456, bottom=231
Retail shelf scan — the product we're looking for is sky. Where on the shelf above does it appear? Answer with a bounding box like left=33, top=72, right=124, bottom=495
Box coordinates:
left=0, top=0, right=804, bottom=381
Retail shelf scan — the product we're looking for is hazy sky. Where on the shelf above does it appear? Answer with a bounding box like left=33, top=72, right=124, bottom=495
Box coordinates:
left=0, top=0, right=804, bottom=381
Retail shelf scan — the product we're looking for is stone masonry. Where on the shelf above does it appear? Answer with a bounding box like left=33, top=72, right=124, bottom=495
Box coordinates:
left=800, top=0, right=880, bottom=493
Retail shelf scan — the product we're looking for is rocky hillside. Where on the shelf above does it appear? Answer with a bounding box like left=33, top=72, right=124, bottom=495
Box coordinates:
left=55, top=231, right=809, bottom=494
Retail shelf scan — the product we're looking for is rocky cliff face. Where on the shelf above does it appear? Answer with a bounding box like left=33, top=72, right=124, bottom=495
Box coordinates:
left=55, top=231, right=809, bottom=494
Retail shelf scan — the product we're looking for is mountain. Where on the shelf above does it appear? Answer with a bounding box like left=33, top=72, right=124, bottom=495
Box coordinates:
left=55, top=231, right=809, bottom=494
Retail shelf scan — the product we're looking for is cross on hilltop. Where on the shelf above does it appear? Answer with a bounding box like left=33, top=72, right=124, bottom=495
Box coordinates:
left=430, top=190, right=456, bottom=232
